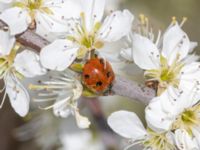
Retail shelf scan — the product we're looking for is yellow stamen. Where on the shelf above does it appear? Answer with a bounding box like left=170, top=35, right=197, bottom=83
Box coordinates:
left=144, top=129, right=175, bottom=150
left=13, top=0, right=53, bottom=28
left=139, top=14, right=145, bottom=25
left=172, top=16, right=177, bottom=25
left=180, top=17, right=188, bottom=27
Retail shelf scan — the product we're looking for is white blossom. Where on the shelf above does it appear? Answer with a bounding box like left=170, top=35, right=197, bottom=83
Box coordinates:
left=146, top=86, right=200, bottom=148
left=174, top=129, right=199, bottom=150
left=0, top=0, right=81, bottom=40
left=0, top=30, right=46, bottom=116
left=40, top=0, right=134, bottom=71
left=108, top=110, right=175, bottom=150
left=121, top=22, right=200, bottom=95
left=29, top=70, right=90, bottom=129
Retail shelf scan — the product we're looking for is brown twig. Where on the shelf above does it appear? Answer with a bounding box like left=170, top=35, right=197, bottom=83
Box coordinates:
left=84, top=98, right=119, bottom=150
left=0, top=20, right=155, bottom=104
left=112, top=76, right=155, bottom=104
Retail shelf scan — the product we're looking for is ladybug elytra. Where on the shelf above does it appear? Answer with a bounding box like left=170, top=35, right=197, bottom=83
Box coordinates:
left=82, top=57, right=115, bottom=93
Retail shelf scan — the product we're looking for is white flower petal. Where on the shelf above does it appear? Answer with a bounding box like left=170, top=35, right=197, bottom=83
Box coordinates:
left=192, top=127, right=200, bottom=148
left=35, top=9, right=71, bottom=35
left=183, top=54, right=199, bottom=64
left=53, top=97, right=72, bottom=118
left=0, top=30, right=15, bottom=55
left=189, top=42, right=198, bottom=53
left=179, top=62, right=200, bottom=96
left=14, top=50, right=46, bottom=78
left=35, top=14, right=67, bottom=41
left=80, top=0, right=105, bottom=31
left=0, top=0, right=12, bottom=12
left=99, top=10, right=134, bottom=42
left=107, top=110, right=147, bottom=140
left=120, top=48, right=133, bottom=61
left=0, top=7, right=31, bottom=35
left=131, top=34, right=160, bottom=70
left=162, top=24, right=190, bottom=65
left=74, top=109, right=91, bottom=129
left=40, top=39, right=78, bottom=71
left=36, top=0, right=81, bottom=41
left=145, top=87, right=179, bottom=132
left=6, top=73, right=30, bottom=117
left=43, top=0, right=81, bottom=19
left=175, top=129, right=199, bottom=150
left=0, top=0, right=13, bottom=3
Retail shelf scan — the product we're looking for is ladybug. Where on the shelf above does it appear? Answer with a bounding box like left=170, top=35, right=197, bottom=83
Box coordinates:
left=82, top=57, right=115, bottom=93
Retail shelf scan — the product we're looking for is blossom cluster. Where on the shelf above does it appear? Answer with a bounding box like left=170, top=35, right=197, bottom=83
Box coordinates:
left=109, top=17, right=200, bottom=150
left=0, top=0, right=199, bottom=149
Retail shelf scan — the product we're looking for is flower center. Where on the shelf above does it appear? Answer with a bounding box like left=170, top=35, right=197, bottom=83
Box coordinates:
left=160, top=68, right=175, bottom=82
left=67, top=13, right=104, bottom=59
left=14, top=0, right=43, bottom=10
left=145, top=55, right=183, bottom=95
left=172, top=105, right=200, bottom=135
left=0, top=46, right=19, bottom=78
left=181, top=110, right=196, bottom=124
left=27, top=0, right=43, bottom=10
left=14, top=0, right=53, bottom=26
left=144, top=129, right=175, bottom=150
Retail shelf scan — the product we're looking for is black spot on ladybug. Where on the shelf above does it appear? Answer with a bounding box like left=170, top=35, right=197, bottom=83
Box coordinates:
left=96, top=81, right=103, bottom=86
left=99, top=58, right=104, bottom=65
left=107, top=72, right=111, bottom=78
left=84, top=74, right=90, bottom=79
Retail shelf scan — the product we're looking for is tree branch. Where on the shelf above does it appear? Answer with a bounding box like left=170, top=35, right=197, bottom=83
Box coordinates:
left=112, top=76, right=155, bottom=104
left=0, top=20, right=156, bottom=104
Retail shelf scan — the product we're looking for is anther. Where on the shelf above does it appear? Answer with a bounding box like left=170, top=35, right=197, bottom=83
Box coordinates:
left=180, top=17, right=188, bottom=27
left=172, top=16, right=177, bottom=25
left=139, top=14, right=145, bottom=25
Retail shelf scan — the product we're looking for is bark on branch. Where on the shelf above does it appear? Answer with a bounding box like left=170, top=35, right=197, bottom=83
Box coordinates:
left=0, top=20, right=156, bottom=104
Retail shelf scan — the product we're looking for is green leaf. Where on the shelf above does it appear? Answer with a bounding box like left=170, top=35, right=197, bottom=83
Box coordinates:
left=82, top=88, right=98, bottom=97
left=70, top=63, right=84, bottom=72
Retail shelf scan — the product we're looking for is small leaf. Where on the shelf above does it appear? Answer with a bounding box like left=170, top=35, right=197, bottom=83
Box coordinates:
left=82, top=88, right=98, bottom=97
left=70, top=63, right=84, bottom=72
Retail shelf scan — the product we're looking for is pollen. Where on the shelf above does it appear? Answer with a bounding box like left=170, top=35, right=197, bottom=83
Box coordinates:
left=171, top=16, right=177, bottom=25
left=139, top=14, right=145, bottom=25
left=13, top=0, right=53, bottom=28
left=0, top=44, right=20, bottom=79
left=172, top=105, right=200, bottom=135
left=67, top=12, right=103, bottom=59
left=180, top=17, right=188, bottom=27
left=144, top=129, right=175, bottom=150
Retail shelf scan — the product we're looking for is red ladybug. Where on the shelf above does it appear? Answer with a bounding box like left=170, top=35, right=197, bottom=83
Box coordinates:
left=82, top=57, right=115, bottom=93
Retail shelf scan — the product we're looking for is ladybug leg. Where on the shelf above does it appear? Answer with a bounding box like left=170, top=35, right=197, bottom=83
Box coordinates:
left=104, top=83, right=114, bottom=95
left=99, top=58, right=107, bottom=70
